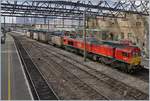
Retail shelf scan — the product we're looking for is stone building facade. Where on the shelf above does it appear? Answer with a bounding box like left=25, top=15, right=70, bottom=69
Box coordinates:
left=33, top=14, right=149, bottom=57
left=87, top=14, right=149, bottom=57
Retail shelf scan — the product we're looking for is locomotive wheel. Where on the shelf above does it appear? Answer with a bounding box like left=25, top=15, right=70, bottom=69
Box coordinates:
left=127, top=65, right=136, bottom=73
left=79, top=50, right=83, bottom=56
left=93, top=55, right=98, bottom=61
left=110, top=61, right=118, bottom=68
left=119, top=63, right=128, bottom=73
left=110, top=62, right=116, bottom=68
left=99, top=57, right=106, bottom=65
left=87, top=53, right=93, bottom=59
left=66, top=46, right=72, bottom=52
left=124, top=65, right=135, bottom=73
left=100, top=57, right=105, bottom=64
left=100, top=57, right=113, bottom=65
left=128, top=69, right=135, bottom=73
left=135, top=65, right=143, bottom=72
left=98, top=57, right=102, bottom=62
left=64, top=46, right=67, bottom=50
left=73, top=49, right=78, bottom=54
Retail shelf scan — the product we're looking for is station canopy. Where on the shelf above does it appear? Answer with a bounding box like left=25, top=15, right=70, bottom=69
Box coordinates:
left=1, top=0, right=149, bottom=19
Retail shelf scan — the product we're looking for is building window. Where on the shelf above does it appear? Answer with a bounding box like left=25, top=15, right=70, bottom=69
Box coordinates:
left=136, top=15, right=142, bottom=19
left=102, top=31, right=108, bottom=40
left=109, top=33, right=114, bottom=40
left=114, top=34, right=118, bottom=41
left=121, top=18, right=128, bottom=21
left=136, top=38, right=139, bottom=43
left=136, top=22, right=141, bottom=26
left=128, top=33, right=132, bottom=38
left=121, top=32, right=124, bottom=39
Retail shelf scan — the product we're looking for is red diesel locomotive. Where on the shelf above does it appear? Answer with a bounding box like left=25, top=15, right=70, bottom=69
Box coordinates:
left=63, top=36, right=141, bottom=72
left=26, top=30, right=142, bottom=72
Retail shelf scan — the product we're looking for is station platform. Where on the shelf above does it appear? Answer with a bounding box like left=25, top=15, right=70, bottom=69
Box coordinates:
left=1, top=34, right=32, bottom=100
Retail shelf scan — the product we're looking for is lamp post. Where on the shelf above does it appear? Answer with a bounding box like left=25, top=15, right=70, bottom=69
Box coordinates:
left=4, top=16, right=5, bottom=28
left=48, top=19, right=50, bottom=31
left=12, top=16, right=13, bottom=30
left=4, top=16, right=6, bottom=37
left=83, top=11, right=87, bottom=61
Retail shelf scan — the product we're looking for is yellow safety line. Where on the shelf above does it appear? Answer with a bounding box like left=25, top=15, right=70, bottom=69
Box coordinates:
left=7, top=38, right=11, bottom=100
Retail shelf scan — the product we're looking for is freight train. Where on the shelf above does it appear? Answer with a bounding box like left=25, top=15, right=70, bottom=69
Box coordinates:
left=26, top=29, right=142, bottom=73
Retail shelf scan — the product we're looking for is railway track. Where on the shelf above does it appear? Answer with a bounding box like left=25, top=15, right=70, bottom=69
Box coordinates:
left=29, top=48, right=108, bottom=99
left=29, top=36, right=149, bottom=82
left=13, top=36, right=59, bottom=100
left=19, top=37, right=109, bottom=99
left=34, top=41, right=149, bottom=100
left=14, top=33, right=149, bottom=82
left=48, top=40, right=149, bottom=82
left=16, top=36, right=148, bottom=100
left=131, top=68, right=149, bottom=82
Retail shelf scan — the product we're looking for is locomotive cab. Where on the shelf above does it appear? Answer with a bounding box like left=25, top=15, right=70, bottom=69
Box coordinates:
left=115, top=46, right=141, bottom=67
left=129, top=48, right=141, bottom=66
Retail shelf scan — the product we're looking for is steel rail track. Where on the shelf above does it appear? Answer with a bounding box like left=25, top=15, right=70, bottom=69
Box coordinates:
left=27, top=35, right=149, bottom=82
left=13, top=36, right=59, bottom=100
left=20, top=35, right=149, bottom=82
left=21, top=37, right=109, bottom=100
left=34, top=42, right=149, bottom=100
left=46, top=39, right=149, bottom=82
left=51, top=45, right=149, bottom=82
left=20, top=37, right=148, bottom=100
left=30, top=48, right=109, bottom=99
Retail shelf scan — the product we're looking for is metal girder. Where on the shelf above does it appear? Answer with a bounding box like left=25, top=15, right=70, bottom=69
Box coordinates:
left=1, top=14, right=84, bottom=20
left=1, top=0, right=149, bottom=19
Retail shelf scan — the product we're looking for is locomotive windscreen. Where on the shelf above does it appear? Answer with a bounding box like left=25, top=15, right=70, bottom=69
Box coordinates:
left=86, top=37, right=103, bottom=45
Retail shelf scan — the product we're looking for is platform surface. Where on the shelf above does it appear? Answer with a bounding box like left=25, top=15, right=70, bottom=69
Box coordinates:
left=1, top=34, right=32, bottom=100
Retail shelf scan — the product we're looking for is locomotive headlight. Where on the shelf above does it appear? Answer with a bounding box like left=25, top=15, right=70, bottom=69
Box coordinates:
left=132, top=52, right=140, bottom=57
left=136, top=53, right=138, bottom=56
left=133, top=52, right=136, bottom=57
